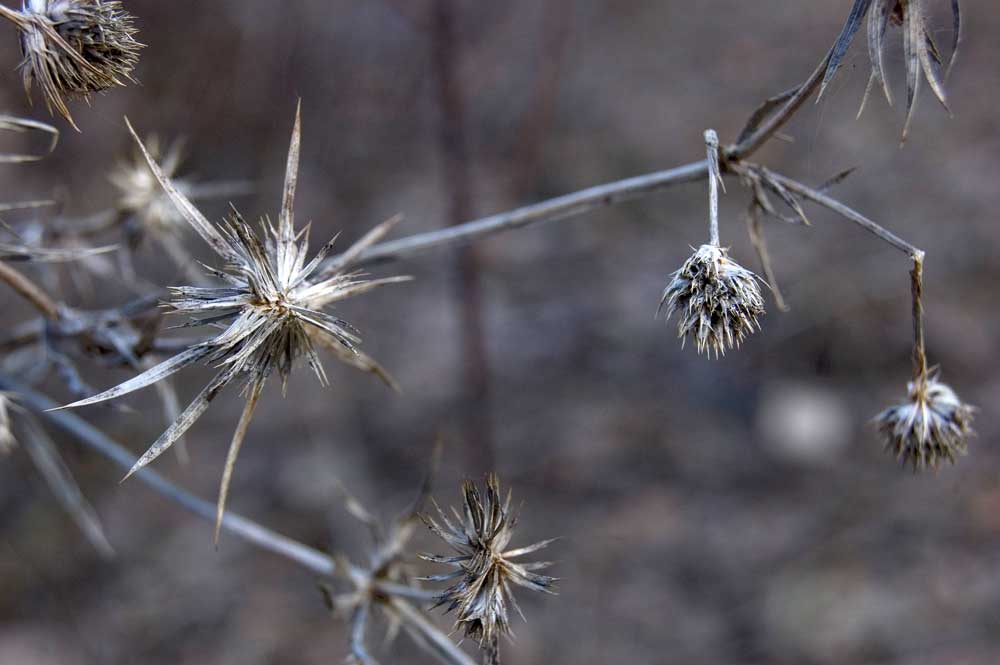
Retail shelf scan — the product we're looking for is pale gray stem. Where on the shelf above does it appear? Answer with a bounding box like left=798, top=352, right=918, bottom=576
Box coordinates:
left=763, top=169, right=923, bottom=258
left=705, top=129, right=722, bottom=246
left=389, top=596, right=478, bottom=665
left=341, top=160, right=710, bottom=268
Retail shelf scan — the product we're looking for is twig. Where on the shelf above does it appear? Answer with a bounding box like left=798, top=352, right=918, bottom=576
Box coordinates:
left=0, top=261, right=61, bottom=320
left=0, top=375, right=336, bottom=577
left=342, top=160, right=710, bottom=269
left=758, top=167, right=923, bottom=258
left=910, top=253, right=928, bottom=385
left=388, top=596, right=478, bottom=665
left=727, top=43, right=833, bottom=159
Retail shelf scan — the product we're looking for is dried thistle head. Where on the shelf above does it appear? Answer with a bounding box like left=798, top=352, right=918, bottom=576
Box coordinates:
left=109, top=135, right=185, bottom=231
left=819, top=0, right=960, bottom=142
left=58, top=104, right=410, bottom=540
left=876, top=373, right=975, bottom=471
left=108, top=136, right=250, bottom=282
left=659, top=244, right=765, bottom=357
left=2, top=0, right=143, bottom=129
left=422, top=475, right=556, bottom=664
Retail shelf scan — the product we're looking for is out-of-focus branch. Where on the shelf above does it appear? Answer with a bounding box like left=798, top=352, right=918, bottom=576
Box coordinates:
left=0, top=375, right=336, bottom=577
left=0, top=261, right=61, bottom=319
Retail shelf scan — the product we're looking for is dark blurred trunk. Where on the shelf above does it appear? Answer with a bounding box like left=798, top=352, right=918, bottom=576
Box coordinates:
left=430, top=0, right=495, bottom=472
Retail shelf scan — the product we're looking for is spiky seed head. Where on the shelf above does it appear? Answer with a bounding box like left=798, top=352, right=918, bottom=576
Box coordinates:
left=659, top=244, right=765, bottom=357
left=58, top=107, right=410, bottom=542
left=875, top=374, right=975, bottom=471
left=15, top=0, right=143, bottom=127
left=109, top=136, right=186, bottom=232
left=422, top=475, right=556, bottom=663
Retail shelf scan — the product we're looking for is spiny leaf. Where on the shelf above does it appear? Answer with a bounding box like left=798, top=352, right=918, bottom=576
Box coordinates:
left=53, top=345, right=209, bottom=410
left=818, top=0, right=875, bottom=101
left=123, top=367, right=237, bottom=481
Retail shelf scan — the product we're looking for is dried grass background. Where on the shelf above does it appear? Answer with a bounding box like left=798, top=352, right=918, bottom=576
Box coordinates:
left=1, top=1, right=999, bottom=663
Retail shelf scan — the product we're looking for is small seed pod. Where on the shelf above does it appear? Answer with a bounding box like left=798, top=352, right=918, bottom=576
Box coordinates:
left=6, top=0, right=143, bottom=128
left=876, top=375, right=975, bottom=471
left=659, top=244, right=765, bottom=357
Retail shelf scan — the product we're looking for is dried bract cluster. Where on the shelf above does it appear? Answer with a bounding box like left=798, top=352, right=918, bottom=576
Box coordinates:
left=59, top=106, right=410, bottom=538
left=875, top=374, right=975, bottom=471
left=423, top=475, right=556, bottom=665
left=820, top=0, right=960, bottom=141
left=1, top=0, right=143, bottom=128
left=659, top=244, right=765, bottom=357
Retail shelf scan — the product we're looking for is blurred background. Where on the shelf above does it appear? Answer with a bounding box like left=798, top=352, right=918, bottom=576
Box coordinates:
left=1, top=1, right=998, bottom=663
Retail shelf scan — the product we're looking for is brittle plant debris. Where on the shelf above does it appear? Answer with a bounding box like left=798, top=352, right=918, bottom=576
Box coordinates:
left=875, top=373, right=975, bottom=471
left=659, top=244, right=765, bottom=357
left=422, top=474, right=556, bottom=665
left=0, top=0, right=143, bottom=129
left=55, top=103, right=411, bottom=540
left=818, top=0, right=960, bottom=142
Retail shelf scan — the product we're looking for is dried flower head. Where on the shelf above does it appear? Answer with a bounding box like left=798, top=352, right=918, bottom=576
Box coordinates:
left=109, top=137, right=251, bottom=282
left=422, top=475, right=556, bottom=664
left=876, top=373, right=975, bottom=471
left=57, top=104, right=410, bottom=539
left=659, top=244, right=765, bottom=357
left=819, top=0, right=960, bottom=142
left=0, top=0, right=143, bottom=129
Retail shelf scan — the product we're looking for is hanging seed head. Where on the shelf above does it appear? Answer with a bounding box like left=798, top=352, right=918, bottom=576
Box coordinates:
left=875, top=374, right=975, bottom=471
left=14, top=0, right=143, bottom=128
left=422, top=475, right=556, bottom=664
left=659, top=244, right=765, bottom=357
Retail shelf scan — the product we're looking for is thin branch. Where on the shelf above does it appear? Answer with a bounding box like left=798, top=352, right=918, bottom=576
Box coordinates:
left=340, top=160, right=710, bottom=269
left=0, top=375, right=336, bottom=577
left=0, top=261, right=61, bottom=320
left=388, top=596, right=478, bottom=665
left=727, top=51, right=832, bottom=160
left=757, top=168, right=923, bottom=258
left=910, top=252, right=928, bottom=384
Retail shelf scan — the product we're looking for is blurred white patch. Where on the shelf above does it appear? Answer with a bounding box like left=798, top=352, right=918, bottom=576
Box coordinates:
left=756, top=381, right=851, bottom=465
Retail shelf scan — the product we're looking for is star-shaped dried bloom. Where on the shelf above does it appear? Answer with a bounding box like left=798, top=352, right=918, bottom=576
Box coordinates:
left=0, top=1, right=143, bottom=129
left=57, top=104, right=410, bottom=539
left=819, top=0, right=960, bottom=142
left=422, top=475, right=556, bottom=665
left=659, top=244, right=765, bottom=357
left=875, top=373, right=975, bottom=471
